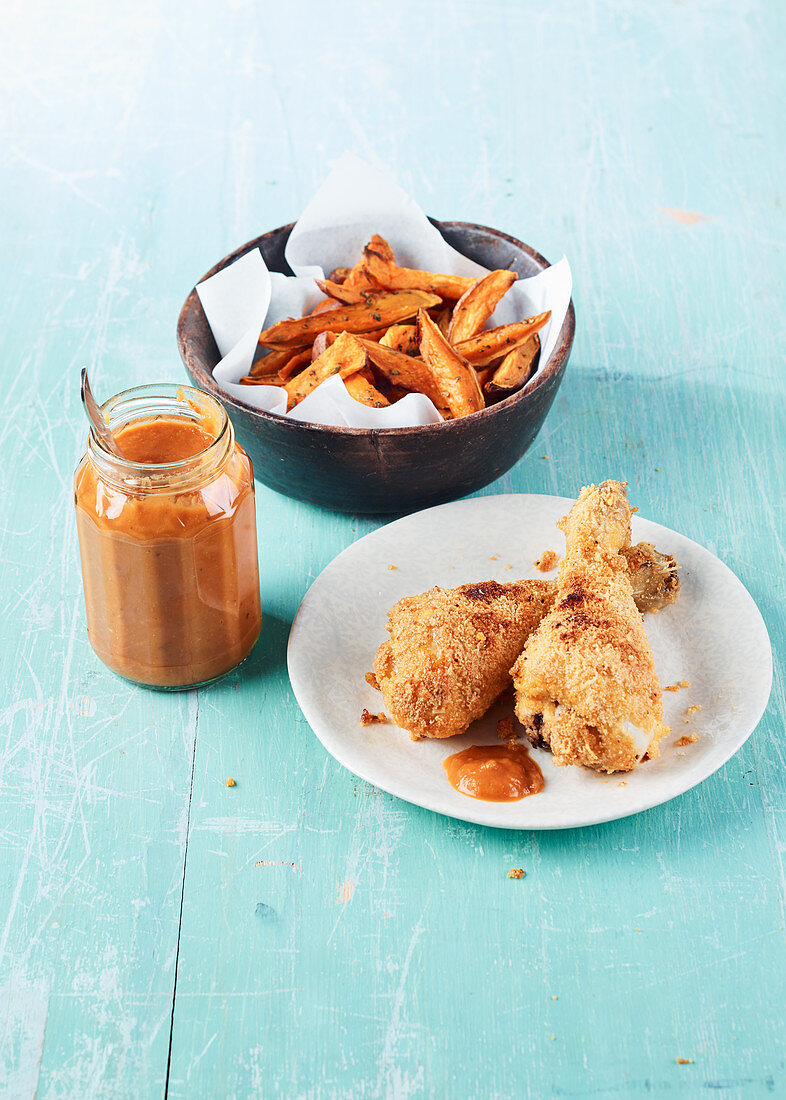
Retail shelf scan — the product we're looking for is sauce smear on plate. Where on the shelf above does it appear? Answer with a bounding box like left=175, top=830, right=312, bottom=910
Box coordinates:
left=444, top=742, right=544, bottom=802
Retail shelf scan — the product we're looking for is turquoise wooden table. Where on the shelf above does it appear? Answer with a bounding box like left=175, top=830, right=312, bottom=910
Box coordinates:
left=1, top=2, right=784, bottom=1096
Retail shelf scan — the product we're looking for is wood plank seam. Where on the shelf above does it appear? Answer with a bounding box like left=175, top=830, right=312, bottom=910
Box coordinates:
left=163, top=697, right=200, bottom=1099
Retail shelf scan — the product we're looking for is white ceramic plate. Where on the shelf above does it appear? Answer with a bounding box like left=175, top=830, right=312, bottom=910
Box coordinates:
left=287, top=495, right=772, bottom=829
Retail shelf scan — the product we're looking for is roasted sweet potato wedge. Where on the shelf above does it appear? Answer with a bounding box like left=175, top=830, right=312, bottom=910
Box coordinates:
left=359, top=339, right=448, bottom=414
left=309, top=297, right=342, bottom=316
left=343, top=263, right=378, bottom=291
left=453, top=312, right=550, bottom=367
left=367, top=234, right=395, bottom=262
left=344, top=237, right=393, bottom=290
left=239, top=374, right=281, bottom=386
left=248, top=345, right=306, bottom=379
left=447, top=269, right=517, bottom=343
left=310, top=331, right=339, bottom=360
left=379, top=324, right=419, bottom=356
left=277, top=348, right=313, bottom=381
left=258, top=290, right=440, bottom=348
left=315, top=279, right=368, bottom=305
left=485, top=334, right=540, bottom=395
left=431, top=305, right=452, bottom=337
left=363, top=247, right=477, bottom=300
left=344, top=367, right=390, bottom=408
left=417, top=309, right=484, bottom=418
left=285, top=331, right=367, bottom=408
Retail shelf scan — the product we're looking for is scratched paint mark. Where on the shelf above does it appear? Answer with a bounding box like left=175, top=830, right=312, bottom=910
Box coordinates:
left=255, top=860, right=302, bottom=872
left=337, top=879, right=355, bottom=903
left=254, top=902, right=275, bottom=919
left=0, top=973, right=50, bottom=1097
left=658, top=207, right=709, bottom=226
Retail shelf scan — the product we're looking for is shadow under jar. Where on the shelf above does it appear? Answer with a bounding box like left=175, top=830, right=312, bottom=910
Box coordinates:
left=74, top=384, right=262, bottom=689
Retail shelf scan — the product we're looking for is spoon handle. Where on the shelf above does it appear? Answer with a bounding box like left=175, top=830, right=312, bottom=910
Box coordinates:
left=80, top=368, right=124, bottom=458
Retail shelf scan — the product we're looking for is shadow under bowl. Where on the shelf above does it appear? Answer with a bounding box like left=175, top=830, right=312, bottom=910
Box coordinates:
left=177, top=220, right=574, bottom=514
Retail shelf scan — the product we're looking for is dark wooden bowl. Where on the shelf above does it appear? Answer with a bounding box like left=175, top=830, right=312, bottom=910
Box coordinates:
left=177, top=220, right=574, bottom=514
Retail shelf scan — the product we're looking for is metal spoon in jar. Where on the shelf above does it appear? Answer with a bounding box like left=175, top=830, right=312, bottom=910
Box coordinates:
left=80, top=367, right=125, bottom=458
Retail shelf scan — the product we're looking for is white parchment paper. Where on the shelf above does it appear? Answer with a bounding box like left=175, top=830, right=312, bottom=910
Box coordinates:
left=196, top=153, right=572, bottom=428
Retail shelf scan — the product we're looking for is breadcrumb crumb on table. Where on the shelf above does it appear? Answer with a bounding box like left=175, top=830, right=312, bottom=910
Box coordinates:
left=676, top=1058, right=693, bottom=1065
left=225, top=777, right=236, bottom=787
left=534, top=549, right=559, bottom=572
left=507, top=868, right=526, bottom=879
left=360, top=708, right=387, bottom=726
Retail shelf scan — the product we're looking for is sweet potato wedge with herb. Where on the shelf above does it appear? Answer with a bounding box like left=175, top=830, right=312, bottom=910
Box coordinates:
left=258, top=289, right=441, bottom=348
left=367, top=234, right=395, bottom=262
left=285, top=331, right=367, bottom=408
left=453, top=311, right=550, bottom=367
left=277, top=348, right=313, bottom=381
left=485, top=334, right=540, bottom=395
left=379, top=324, right=418, bottom=355
left=315, top=279, right=368, bottom=305
left=363, top=247, right=477, bottom=300
left=417, top=309, right=484, bottom=418
left=447, top=269, right=517, bottom=343
left=344, top=235, right=394, bottom=290
left=344, top=367, right=390, bottom=408
left=359, top=339, right=448, bottom=413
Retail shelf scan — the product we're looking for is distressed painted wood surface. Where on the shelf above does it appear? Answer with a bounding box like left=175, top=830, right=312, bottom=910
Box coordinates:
left=1, top=1, right=784, bottom=1097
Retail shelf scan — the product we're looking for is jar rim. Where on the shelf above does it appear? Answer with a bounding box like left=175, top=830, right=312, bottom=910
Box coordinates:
left=86, top=383, right=233, bottom=489
left=88, top=382, right=231, bottom=473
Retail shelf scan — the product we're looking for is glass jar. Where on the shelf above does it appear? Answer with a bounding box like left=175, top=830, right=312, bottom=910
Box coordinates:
left=74, top=383, right=262, bottom=689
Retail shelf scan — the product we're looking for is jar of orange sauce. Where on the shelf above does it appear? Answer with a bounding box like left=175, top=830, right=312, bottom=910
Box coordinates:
left=74, top=383, right=262, bottom=688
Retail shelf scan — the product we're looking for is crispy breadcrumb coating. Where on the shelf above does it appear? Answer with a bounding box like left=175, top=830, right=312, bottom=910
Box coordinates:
left=374, top=580, right=554, bottom=740
left=372, top=528, right=677, bottom=743
left=512, top=482, right=669, bottom=773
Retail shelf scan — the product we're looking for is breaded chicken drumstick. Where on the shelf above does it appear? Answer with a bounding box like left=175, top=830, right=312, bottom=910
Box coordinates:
left=374, top=579, right=554, bottom=741
left=373, top=541, right=677, bottom=741
left=512, top=481, right=669, bottom=772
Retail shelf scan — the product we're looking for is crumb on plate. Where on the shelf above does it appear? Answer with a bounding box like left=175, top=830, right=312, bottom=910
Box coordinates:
left=497, top=716, right=516, bottom=740
left=675, top=733, right=699, bottom=746
left=685, top=704, right=702, bottom=716
left=360, top=708, right=387, bottom=726
left=534, top=549, right=559, bottom=572
left=365, top=671, right=379, bottom=690
left=665, top=678, right=691, bottom=692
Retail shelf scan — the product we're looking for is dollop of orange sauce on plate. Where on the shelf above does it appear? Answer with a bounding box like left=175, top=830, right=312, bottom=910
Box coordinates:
left=443, top=742, right=544, bottom=802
